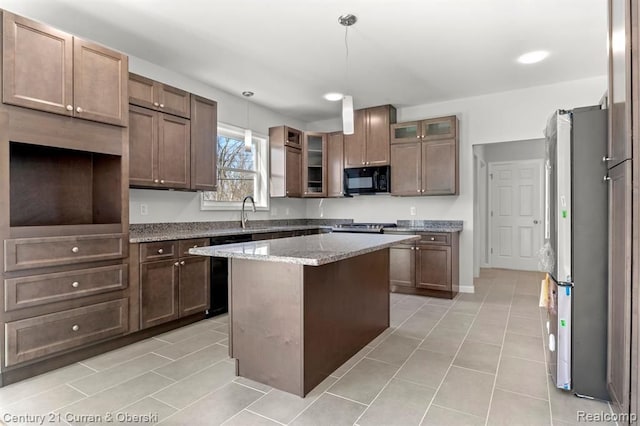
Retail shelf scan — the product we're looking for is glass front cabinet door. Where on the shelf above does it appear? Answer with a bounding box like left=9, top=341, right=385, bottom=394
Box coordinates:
left=391, top=121, right=421, bottom=144
left=303, top=132, right=327, bottom=196
left=421, top=116, right=457, bottom=141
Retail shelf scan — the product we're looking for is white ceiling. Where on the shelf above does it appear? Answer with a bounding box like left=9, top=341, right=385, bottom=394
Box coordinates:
left=0, top=0, right=607, bottom=123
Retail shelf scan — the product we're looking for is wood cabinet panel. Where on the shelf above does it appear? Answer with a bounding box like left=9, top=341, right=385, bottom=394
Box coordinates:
left=344, top=109, right=366, bottom=167
left=285, top=146, right=302, bottom=197
left=140, top=260, right=179, bottom=329
left=179, top=256, right=210, bottom=317
left=2, top=11, right=73, bottom=116
left=607, top=160, right=632, bottom=412
left=139, top=241, right=177, bottom=262
left=416, top=245, right=451, bottom=291
left=390, top=245, right=415, bottom=287
left=158, top=84, right=190, bottom=118
left=5, top=233, right=126, bottom=272
left=365, top=105, right=393, bottom=165
left=73, top=38, right=127, bottom=126
left=391, top=143, right=421, bottom=195
left=129, top=105, right=158, bottom=186
left=327, top=132, right=344, bottom=197
left=4, top=264, right=127, bottom=312
left=128, top=73, right=156, bottom=109
left=158, top=114, right=190, bottom=189
left=422, top=139, right=458, bottom=195
left=190, top=95, right=218, bottom=191
left=178, top=239, right=209, bottom=257
left=5, top=298, right=128, bottom=366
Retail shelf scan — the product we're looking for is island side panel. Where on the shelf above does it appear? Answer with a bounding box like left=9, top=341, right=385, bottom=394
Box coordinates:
left=229, top=258, right=304, bottom=396
left=303, top=249, right=390, bottom=395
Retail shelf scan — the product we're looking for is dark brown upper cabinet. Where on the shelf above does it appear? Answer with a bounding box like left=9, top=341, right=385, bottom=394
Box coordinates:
left=190, top=95, right=218, bottom=191
left=270, top=126, right=303, bottom=197
left=344, top=105, right=396, bottom=168
left=303, top=132, right=327, bottom=197
left=129, top=105, right=190, bottom=190
left=391, top=115, right=459, bottom=196
left=327, top=131, right=345, bottom=197
left=128, top=73, right=190, bottom=119
left=2, top=11, right=127, bottom=126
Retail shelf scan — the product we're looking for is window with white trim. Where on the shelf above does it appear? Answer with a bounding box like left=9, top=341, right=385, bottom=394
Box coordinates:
left=201, top=124, right=268, bottom=210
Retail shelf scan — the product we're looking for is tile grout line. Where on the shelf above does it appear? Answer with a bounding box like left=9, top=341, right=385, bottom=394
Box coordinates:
left=64, top=382, right=90, bottom=397
left=218, top=389, right=277, bottom=426
left=148, top=395, right=181, bottom=412
left=324, top=391, right=370, bottom=407
left=244, top=407, right=287, bottom=426
left=417, top=280, right=495, bottom=425
left=483, top=280, right=516, bottom=426
left=353, top=294, right=467, bottom=425
left=289, top=297, right=439, bottom=426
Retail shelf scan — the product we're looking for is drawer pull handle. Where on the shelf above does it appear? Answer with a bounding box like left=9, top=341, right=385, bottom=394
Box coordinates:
left=180, top=261, right=185, bottom=265
left=430, top=237, right=435, bottom=241
left=71, top=247, right=79, bottom=253
left=158, top=248, right=164, bottom=254
left=72, top=281, right=79, bottom=288
left=72, top=325, right=79, bottom=332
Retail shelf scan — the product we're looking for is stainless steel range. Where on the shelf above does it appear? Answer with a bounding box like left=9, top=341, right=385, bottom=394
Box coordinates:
left=331, top=223, right=397, bottom=234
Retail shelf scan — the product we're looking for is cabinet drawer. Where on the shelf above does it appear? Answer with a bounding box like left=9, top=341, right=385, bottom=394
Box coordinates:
left=4, top=234, right=126, bottom=272
left=139, top=241, right=177, bottom=262
left=5, top=298, right=128, bottom=366
left=178, top=239, right=209, bottom=257
left=418, top=233, right=450, bottom=245
left=4, top=264, right=128, bottom=312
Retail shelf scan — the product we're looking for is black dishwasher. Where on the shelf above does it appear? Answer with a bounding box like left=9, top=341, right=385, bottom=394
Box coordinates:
left=206, top=234, right=253, bottom=318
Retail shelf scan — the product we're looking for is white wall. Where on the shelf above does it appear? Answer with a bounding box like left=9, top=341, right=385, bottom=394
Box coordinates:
left=305, top=76, right=607, bottom=291
left=128, top=57, right=308, bottom=224
left=484, top=138, right=546, bottom=163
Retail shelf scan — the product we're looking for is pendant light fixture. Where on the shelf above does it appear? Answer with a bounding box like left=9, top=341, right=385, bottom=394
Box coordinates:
left=242, top=91, right=254, bottom=151
left=339, top=14, right=357, bottom=135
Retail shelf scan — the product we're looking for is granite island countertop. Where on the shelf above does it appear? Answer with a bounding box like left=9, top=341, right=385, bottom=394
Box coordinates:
left=189, top=232, right=420, bottom=266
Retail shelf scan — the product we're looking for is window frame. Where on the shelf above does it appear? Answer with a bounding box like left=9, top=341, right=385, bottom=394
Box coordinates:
left=200, top=123, right=269, bottom=211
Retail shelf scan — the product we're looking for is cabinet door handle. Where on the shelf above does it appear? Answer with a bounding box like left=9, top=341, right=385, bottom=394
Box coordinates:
left=160, top=179, right=165, bottom=184
left=72, top=325, right=79, bottom=332
left=66, top=105, right=73, bottom=111
left=410, top=247, right=415, bottom=250
left=417, top=189, right=420, bottom=193
left=157, top=248, right=164, bottom=254
left=430, top=237, right=435, bottom=241
left=602, top=156, right=612, bottom=162
left=604, top=175, right=611, bottom=182
left=416, top=247, right=420, bottom=250
left=193, top=245, right=198, bottom=248
left=71, top=247, right=79, bottom=253
left=72, top=281, right=79, bottom=288
left=174, top=262, right=179, bottom=266
left=76, top=107, right=83, bottom=113
left=159, top=104, right=165, bottom=108
left=180, top=261, right=185, bottom=265
left=153, top=102, right=159, bottom=107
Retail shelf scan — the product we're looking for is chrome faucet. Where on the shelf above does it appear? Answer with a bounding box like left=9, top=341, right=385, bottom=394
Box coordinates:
left=241, top=195, right=256, bottom=229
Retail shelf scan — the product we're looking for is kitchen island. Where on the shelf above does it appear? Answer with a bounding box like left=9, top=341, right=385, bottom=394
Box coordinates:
left=190, top=232, right=419, bottom=397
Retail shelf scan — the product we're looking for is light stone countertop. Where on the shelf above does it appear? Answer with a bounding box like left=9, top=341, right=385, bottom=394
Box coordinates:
left=189, top=232, right=420, bottom=266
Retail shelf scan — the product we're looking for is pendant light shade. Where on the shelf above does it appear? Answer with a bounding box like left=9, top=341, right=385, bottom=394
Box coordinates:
left=244, top=128, right=252, bottom=152
left=342, top=95, right=354, bottom=135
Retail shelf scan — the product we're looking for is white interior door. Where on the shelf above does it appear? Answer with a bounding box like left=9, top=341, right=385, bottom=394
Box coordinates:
left=490, top=160, right=544, bottom=271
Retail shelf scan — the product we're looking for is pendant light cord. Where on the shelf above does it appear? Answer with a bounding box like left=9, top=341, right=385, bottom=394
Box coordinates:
left=344, top=25, right=350, bottom=94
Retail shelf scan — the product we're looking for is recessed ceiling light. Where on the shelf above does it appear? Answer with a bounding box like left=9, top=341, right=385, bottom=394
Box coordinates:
left=323, top=92, right=343, bottom=101
left=517, top=50, right=549, bottom=64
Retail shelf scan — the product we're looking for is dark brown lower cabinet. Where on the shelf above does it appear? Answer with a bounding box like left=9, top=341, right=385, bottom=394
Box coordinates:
left=390, top=244, right=415, bottom=287
left=389, top=232, right=459, bottom=299
left=140, top=259, right=180, bottom=329
left=138, top=239, right=210, bottom=329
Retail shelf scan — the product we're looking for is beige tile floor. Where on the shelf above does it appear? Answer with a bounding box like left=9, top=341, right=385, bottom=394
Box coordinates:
left=0, top=268, right=614, bottom=426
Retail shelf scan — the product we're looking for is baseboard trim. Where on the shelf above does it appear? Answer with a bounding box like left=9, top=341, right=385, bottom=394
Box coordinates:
left=459, top=285, right=475, bottom=294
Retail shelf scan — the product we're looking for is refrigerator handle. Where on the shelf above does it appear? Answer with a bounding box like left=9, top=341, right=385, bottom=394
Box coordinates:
left=544, top=161, right=551, bottom=240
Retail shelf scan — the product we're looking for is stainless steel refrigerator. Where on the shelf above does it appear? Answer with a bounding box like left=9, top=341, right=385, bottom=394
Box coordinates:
left=542, top=106, right=609, bottom=400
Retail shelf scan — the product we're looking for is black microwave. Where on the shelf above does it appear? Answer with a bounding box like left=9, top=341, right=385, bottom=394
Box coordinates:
left=344, top=166, right=390, bottom=195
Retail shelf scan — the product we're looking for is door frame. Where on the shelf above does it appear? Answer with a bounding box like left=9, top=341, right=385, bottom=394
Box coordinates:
left=488, top=159, right=545, bottom=270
